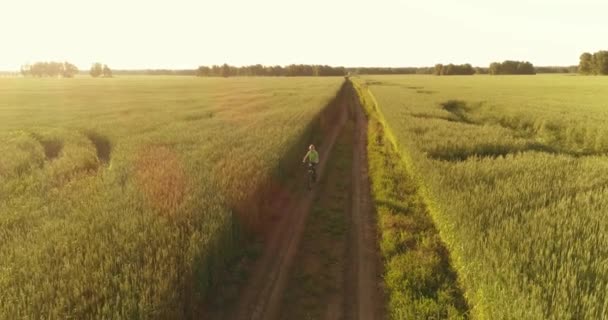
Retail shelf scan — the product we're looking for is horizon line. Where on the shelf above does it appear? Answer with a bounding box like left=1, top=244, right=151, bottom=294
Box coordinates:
left=0, top=62, right=579, bottom=73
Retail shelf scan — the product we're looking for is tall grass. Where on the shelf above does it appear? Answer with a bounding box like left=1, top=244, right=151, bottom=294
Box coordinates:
left=355, top=75, right=608, bottom=319
left=0, top=76, right=343, bottom=318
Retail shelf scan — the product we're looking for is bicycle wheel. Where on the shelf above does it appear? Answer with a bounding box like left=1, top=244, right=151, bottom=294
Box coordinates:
left=308, top=171, right=314, bottom=190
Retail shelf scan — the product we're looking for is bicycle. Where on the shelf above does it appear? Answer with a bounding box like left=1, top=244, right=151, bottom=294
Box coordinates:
left=306, top=162, right=317, bottom=190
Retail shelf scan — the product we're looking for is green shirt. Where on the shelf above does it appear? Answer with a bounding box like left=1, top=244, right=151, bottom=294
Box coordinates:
left=305, top=150, right=319, bottom=163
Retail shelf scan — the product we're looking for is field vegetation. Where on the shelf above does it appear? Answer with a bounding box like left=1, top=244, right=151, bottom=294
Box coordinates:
left=0, top=76, right=343, bottom=318
left=353, top=81, right=468, bottom=319
left=354, top=74, right=608, bottom=319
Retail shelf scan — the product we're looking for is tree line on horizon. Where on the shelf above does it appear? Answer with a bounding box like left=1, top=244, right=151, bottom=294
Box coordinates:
left=131, top=63, right=579, bottom=76
left=196, top=64, right=346, bottom=77
left=433, top=63, right=476, bottom=75
left=536, top=66, right=578, bottom=73
left=19, top=62, right=113, bottom=78
left=193, top=63, right=557, bottom=77
left=16, top=59, right=590, bottom=78
left=20, top=62, right=79, bottom=78
left=354, top=62, right=554, bottom=76
left=578, top=51, right=608, bottom=75
left=89, top=63, right=113, bottom=78
left=112, top=69, right=196, bottom=76
left=348, top=67, right=434, bottom=75
left=489, top=60, right=536, bottom=75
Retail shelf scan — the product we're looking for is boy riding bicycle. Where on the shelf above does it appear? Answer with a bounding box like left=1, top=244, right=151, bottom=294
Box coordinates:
left=302, top=144, right=319, bottom=186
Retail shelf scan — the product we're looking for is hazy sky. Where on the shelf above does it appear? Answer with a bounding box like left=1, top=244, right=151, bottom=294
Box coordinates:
left=1, top=0, right=606, bottom=70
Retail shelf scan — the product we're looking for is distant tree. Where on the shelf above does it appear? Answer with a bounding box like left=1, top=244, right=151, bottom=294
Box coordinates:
left=220, top=63, right=230, bottom=77
left=20, top=64, right=31, bottom=77
left=500, top=61, right=519, bottom=74
left=475, top=67, right=489, bottom=74
left=196, top=66, right=211, bottom=76
left=332, top=66, right=346, bottom=76
left=20, top=61, right=78, bottom=78
left=516, top=61, right=535, bottom=74
left=415, top=67, right=434, bottom=74
left=592, top=51, right=608, bottom=75
left=29, top=63, right=41, bottom=77
left=228, top=65, right=238, bottom=76
left=30, top=62, right=47, bottom=77
left=285, top=64, right=304, bottom=76
left=102, top=64, right=112, bottom=77
left=251, top=64, right=264, bottom=76
left=489, top=62, right=501, bottom=75
left=209, top=65, right=219, bottom=76
left=443, top=64, right=454, bottom=75
left=47, top=62, right=62, bottom=77
left=90, top=63, right=103, bottom=77
left=577, top=50, right=608, bottom=75
left=434, top=64, right=443, bottom=75
left=536, top=66, right=575, bottom=74
left=461, top=64, right=475, bottom=75
left=433, top=63, right=475, bottom=76
left=62, top=62, right=79, bottom=78
left=489, top=60, right=535, bottom=75
left=268, top=65, right=283, bottom=76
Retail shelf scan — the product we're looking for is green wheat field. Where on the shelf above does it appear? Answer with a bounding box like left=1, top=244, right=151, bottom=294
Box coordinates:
left=0, top=76, right=342, bottom=318
left=2, top=74, right=608, bottom=319
left=355, top=74, right=608, bottom=319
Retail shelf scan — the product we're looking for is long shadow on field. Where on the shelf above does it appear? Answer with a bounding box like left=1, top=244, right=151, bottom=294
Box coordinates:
left=197, top=82, right=351, bottom=320
left=441, top=100, right=475, bottom=124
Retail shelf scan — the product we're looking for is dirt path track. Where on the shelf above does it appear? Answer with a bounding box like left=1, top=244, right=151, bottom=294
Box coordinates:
left=230, top=83, right=382, bottom=320
left=231, top=101, right=348, bottom=320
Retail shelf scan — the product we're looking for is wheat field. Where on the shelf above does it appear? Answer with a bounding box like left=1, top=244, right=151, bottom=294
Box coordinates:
left=355, top=74, right=608, bottom=319
left=0, top=76, right=343, bottom=318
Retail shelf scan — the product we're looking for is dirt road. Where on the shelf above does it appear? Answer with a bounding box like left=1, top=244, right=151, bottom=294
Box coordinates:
left=231, top=99, right=348, bottom=320
left=230, top=83, right=382, bottom=320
